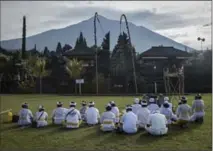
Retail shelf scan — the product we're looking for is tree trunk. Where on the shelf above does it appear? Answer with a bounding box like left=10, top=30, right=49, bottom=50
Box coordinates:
left=39, top=76, right=42, bottom=94
left=0, top=73, right=3, bottom=94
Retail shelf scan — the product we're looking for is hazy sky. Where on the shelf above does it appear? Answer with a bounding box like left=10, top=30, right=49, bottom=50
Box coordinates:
left=0, top=1, right=212, bottom=50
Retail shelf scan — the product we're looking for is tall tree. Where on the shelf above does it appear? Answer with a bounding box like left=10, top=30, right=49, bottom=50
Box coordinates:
left=110, top=32, right=134, bottom=92
left=0, top=53, right=9, bottom=93
left=98, top=31, right=110, bottom=78
left=62, top=44, right=72, bottom=53
left=65, top=58, right=84, bottom=93
left=22, top=16, right=26, bottom=59
left=56, top=42, right=62, bottom=54
left=43, top=46, right=50, bottom=57
left=31, top=57, right=50, bottom=94
left=74, top=32, right=87, bottom=49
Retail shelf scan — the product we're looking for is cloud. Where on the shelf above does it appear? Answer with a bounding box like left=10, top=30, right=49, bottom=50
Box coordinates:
left=0, top=1, right=211, bottom=50
left=126, top=9, right=211, bottom=31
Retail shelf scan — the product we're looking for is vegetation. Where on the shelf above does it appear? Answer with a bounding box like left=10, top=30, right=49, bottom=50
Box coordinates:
left=0, top=15, right=211, bottom=94
left=0, top=94, right=212, bottom=150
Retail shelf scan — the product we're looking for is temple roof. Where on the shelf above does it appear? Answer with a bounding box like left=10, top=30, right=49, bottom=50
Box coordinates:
left=140, top=46, right=191, bottom=58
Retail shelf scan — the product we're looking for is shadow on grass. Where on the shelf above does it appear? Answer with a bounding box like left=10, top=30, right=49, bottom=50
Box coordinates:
left=135, top=122, right=203, bottom=145
left=45, top=122, right=91, bottom=135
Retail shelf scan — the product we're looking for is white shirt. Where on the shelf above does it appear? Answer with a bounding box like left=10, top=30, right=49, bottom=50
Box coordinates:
left=111, top=106, right=120, bottom=123
left=132, top=104, right=141, bottom=115
left=52, top=107, right=68, bottom=124
left=100, top=111, right=116, bottom=131
left=121, top=111, right=138, bottom=133
left=65, top=107, right=81, bottom=128
left=176, top=104, right=191, bottom=121
left=35, top=111, right=48, bottom=127
left=85, top=107, right=100, bottom=125
left=160, top=107, right=173, bottom=124
left=192, top=99, right=205, bottom=113
left=147, top=113, right=167, bottom=130
left=136, top=107, right=150, bottom=127
left=147, top=104, right=160, bottom=114
left=18, top=108, right=33, bottom=125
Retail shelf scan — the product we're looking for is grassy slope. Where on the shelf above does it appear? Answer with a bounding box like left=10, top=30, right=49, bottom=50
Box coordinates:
left=0, top=94, right=212, bottom=150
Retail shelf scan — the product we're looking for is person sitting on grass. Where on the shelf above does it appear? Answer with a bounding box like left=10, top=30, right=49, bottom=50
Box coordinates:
left=18, top=103, right=33, bottom=127
left=147, top=98, right=160, bottom=114
left=118, top=105, right=138, bottom=134
left=52, top=102, right=67, bottom=125
left=163, top=97, right=173, bottom=111
left=145, top=110, right=168, bottom=136
left=190, top=94, right=205, bottom=123
left=132, top=98, right=141, bottom=115
left=34, top=105, right=48, bottom=128
left=80, top=101, right=88, bottom=121
left=173, top=96, right=191, bottom=128
left=109, top=101, right=120, bottom=124
left=136, top=100, right=150, bottom=129
left=160, top=102, right=175, bottom=124
left=85, top=101, right=100, bottom=126
left=65, top=102, right=82, bottom=129
left=100, top=103, right=116, bottom=132
left=157, top=94, right=164, bottom=107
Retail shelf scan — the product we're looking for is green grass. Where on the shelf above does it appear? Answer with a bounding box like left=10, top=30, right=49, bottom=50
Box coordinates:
left=0, top=94, right=212, bottom=150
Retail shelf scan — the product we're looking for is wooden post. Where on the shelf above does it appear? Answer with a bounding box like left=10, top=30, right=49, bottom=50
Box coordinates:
left=79, top=83, right=82, bottom=95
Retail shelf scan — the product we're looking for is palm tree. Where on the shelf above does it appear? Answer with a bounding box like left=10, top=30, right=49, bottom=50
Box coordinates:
left=65, top=58, right=83, bottom=94
left=31, top=57, right=50, bottom=94
left=0, top=53, right=10, bottom=93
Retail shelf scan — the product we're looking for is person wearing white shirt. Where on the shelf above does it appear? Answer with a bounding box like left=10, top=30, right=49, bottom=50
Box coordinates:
left=34, top=105, right=48, bottom=128
left=190, top=94, right=205, bottom=123
left=174, top=96, right=191, bottom=128
left=18, top=103, right=33, bottom=126
left=65, top=102, right=82, bottom=129
left=109, top=101, right=120, bottom=123
left=120, top=105, right=138, bottom=134
left=79, top=101, right=88, bottom=121
left=132, top=98, right=141, bottom=115
left=145, top=110, right=168, bottom=136
left=163, top=97, right=173, bottom=111
left=157, top=94, right=164, bottom=107
left=52, top=102, right=68, bottom=125
left=85, top=101, right=100, bottom=125
left=100, top=103, right=116, bottom=132
left=147, top=98, right=160, bottom=114
left=137, top=100, right=150, bottom=128
left=160, top=102, right=174, bottom=124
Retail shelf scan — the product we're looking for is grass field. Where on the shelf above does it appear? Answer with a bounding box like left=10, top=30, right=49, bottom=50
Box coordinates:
left=0, top=94, right=212, bottom=150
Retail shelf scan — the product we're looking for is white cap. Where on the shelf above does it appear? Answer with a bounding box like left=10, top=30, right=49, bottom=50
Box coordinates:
left=134, top=98, right=140, bottom=104
left=164, top=97, right=169, bottom=101
left=151, top=110, right=160, bottom=114
left=22, top=102, right=28, bottom=106
left=38, top=105, right=44, bottom=109
left=141, top=101, right=148, bottom=106
left=89, top=101, right=95, bottom=105
left=70, top=102, right=77, bottom=106
left=149, top=98, right=155, bottom=103
left=126, top=105, right=132, bottom=110
left=110, top=101, right=115, bottom=105
left=57, top=102, right=63, bottom=105
left=106, top=103, right=111, bottom=107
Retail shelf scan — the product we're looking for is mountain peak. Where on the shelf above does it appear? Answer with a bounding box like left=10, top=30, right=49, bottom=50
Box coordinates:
left=0, top=14, right=195, bottom=52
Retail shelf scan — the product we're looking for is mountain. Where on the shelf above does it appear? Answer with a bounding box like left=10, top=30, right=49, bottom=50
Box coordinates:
left=0, top=15, right=195, bottom=52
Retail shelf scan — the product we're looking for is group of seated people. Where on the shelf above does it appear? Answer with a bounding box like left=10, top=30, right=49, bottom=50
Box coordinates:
left=17, top=94, right=205, bottom=136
